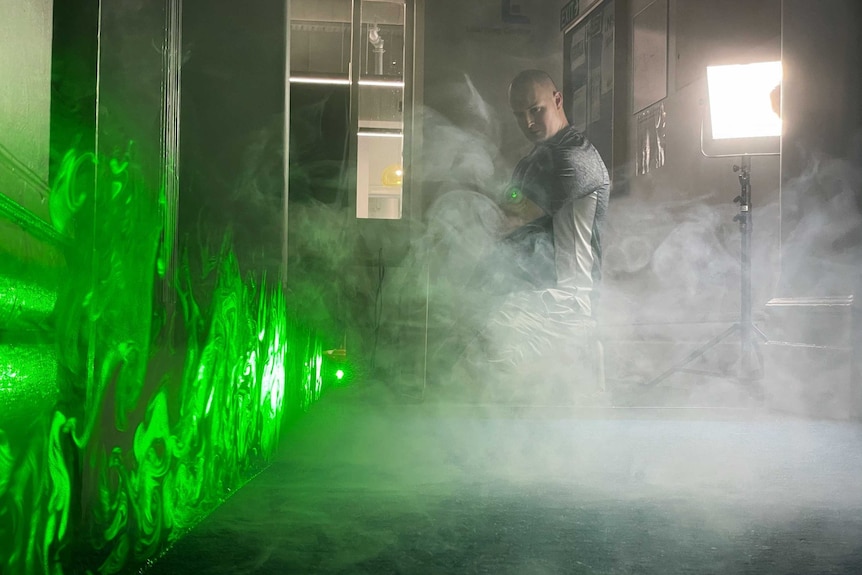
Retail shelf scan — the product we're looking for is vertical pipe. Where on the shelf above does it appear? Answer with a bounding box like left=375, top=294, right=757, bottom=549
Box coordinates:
left=348, top=0, right=362, bottom=215
left=160, top=0, right=182, bottom=319
left=368, top=24, right=385, bottom=75
left=402, top=0, right=415, bottom=219
left=282, top=0, right=291, bottom=287
left=374, top=46, right=385, bottom=75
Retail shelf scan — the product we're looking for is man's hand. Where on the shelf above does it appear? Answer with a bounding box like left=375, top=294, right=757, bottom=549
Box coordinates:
left=500, top=186, right=545, bottom=232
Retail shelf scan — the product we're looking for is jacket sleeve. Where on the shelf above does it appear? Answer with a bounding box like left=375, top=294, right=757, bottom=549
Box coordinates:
left=551, top=139, right=610, bottom=204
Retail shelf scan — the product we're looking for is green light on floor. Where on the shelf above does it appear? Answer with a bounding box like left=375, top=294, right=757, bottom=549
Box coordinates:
left=325, top=360, right=354, bottom=387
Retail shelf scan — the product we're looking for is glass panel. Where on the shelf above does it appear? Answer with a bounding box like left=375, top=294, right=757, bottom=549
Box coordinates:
left=356, top=131, right=403, bottom=219
left=356, top=0, right=405, bottom=219
left=290, top=0, right=352, bottom=77
left=359, top=83, right=403, bottom=125
left=358, top=1, right=405, bottom=79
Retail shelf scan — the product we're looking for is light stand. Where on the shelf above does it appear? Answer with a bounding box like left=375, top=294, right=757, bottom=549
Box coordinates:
left=645, top=153, right=768, bottom=388
left=643, top=60, right=781, bottom=390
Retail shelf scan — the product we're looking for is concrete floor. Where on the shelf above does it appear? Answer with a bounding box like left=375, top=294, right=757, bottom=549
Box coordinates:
left=149, top=385, right=862, bottom=574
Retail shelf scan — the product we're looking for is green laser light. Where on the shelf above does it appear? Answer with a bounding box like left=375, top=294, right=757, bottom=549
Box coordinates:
left=506, top=186, right=523, bottom=205
left=335, top=369, right=344, bottom=380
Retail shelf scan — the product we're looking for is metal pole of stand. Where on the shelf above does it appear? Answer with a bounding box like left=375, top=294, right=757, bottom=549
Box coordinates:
left=734, top=155, right=753, bottom=379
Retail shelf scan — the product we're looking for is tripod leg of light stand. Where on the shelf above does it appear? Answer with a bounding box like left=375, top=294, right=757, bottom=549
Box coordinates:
left=742, top=318, right=769, bottom=385
left=643, top=323, right=741, bottom=387
left=752, top=324, right=768, bottom=342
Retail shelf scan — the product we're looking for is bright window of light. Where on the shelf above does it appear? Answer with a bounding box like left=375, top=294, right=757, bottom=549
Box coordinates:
left=706, top=61, right=782, bottom=139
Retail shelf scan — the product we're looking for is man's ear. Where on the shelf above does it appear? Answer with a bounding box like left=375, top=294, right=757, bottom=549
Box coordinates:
left=553, top=90, right=563, bottom=109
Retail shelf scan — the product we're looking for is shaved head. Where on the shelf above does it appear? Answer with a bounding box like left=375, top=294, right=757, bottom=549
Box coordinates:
left=508, top=69, right=559, bottom=99
left=508, top=69, right=569, bottom=143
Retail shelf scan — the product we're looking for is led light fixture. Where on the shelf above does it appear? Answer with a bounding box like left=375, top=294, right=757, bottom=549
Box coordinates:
left=357, top=131, right=403, bottom=138
left=358, top=79, right=405, bottom=88
left=289, top=76, right=351, bottom=85
left=288, top=77, right=405, bottom=88
left=706, top=61, right=782, bottom=140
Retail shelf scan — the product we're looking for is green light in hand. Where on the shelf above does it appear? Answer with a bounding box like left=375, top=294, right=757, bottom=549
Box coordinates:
left=507, top=186, right=523, bottom=205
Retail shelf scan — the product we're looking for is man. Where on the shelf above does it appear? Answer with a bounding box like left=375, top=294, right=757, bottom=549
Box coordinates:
left=503, top=69, right=610, bottom=318
left=429, top=70, right=609, bottom=391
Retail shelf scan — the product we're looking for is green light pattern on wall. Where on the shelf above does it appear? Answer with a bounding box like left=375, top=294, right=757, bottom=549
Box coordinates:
left=0, top=410, right=72, bottom=575
left=0, top=266, right=57, bottom=332
left=0, top=144, right=331, bottom=575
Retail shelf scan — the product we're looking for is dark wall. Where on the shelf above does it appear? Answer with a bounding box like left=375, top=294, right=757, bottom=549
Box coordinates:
left=779, top=0, right=862, bottom=296
left=181, top=0, right=288, bottom=275
left=288, top=83, right=350, bottom=207
left=49, top=0, right=97, bottom=182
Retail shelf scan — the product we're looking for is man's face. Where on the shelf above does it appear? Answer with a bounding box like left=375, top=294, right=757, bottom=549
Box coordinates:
left=509, top=82, right=564, bottom=143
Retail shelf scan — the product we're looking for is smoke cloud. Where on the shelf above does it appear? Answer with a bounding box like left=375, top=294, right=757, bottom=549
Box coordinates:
left=141, top=8, right=862, bottom=574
